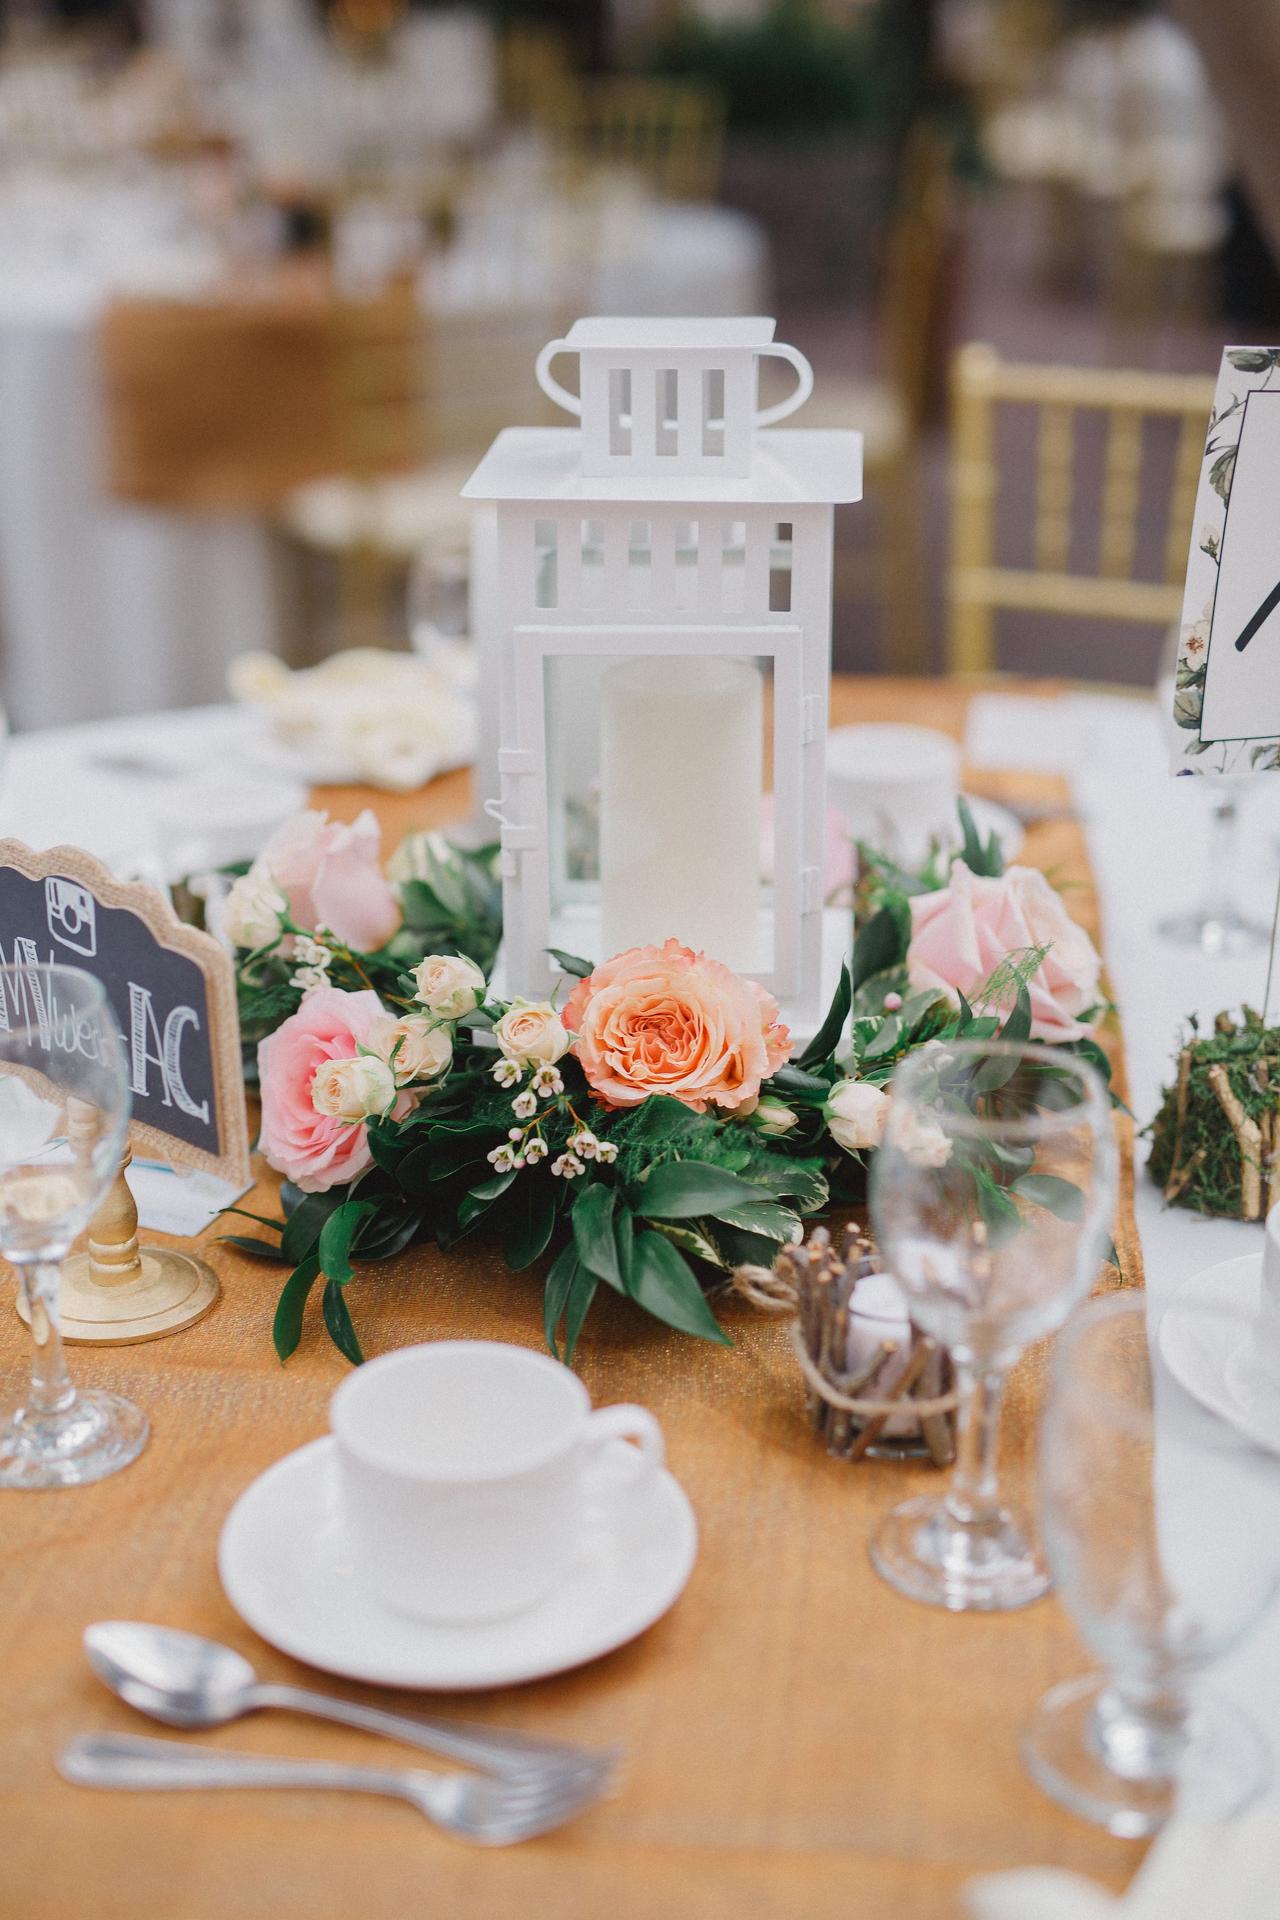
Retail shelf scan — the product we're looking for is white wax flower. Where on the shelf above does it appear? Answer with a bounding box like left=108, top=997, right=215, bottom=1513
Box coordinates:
left=367, top=1013, right=453, bottom=1086
left=412, top=954, right=485, bottom=1020
left=223, top=866, right=288, bottom=950
left=311, top=1054, right=397, bottom=1124
left=826, top=1079, right=891, bottom=1154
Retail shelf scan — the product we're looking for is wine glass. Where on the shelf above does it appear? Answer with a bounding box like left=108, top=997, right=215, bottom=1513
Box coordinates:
left=869, top=1038, right=1116, bottom=1611
left=1152, top=619, right=1269, bottom=954
left=1024, top=1293, right=1280, bottom=1835
left=0, top=964, right=148, bottom=1488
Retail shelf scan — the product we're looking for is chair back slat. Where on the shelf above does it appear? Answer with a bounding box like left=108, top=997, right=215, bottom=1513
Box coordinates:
left=947, top=343, right=1215, bottom=675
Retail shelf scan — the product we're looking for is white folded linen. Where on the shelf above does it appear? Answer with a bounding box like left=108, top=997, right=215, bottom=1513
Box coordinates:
left=966, top=1801, right=1280, bottom=1920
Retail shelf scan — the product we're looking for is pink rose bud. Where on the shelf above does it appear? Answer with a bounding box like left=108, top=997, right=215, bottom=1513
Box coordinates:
left=883, top=992, right=903, bottom=1012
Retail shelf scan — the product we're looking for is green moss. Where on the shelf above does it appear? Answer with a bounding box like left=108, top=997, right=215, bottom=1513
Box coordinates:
left=1148, top=1011, right=1280, bottom=1218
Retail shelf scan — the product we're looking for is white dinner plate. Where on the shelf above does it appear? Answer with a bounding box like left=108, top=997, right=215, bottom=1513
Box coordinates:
left=218, top=1436, right=698, bottom=1690
left=1158, top=1253, right=1280, bottom=1456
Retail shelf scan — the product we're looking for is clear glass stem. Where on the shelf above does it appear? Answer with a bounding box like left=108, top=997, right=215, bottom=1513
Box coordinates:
left=18, top=1260, right=76, bottom=1416
left=1091, top=1676, right=1190, bottom=1782
left=945, top=1363, right=1007, bottom=1528
left=1201, top=792, right=1240, bottom=922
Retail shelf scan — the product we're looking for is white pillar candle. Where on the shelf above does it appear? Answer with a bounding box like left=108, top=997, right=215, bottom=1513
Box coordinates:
left=599, top=655, right=762, bottom=967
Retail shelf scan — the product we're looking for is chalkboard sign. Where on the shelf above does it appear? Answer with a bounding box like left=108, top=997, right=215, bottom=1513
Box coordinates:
left=0, top=840, right=251, bottom=1184
left=1171, top=345, right=1280, bottom=776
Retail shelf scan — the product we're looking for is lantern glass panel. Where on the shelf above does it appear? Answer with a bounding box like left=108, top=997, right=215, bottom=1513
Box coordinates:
left=539, top=646, right=779, bottom=977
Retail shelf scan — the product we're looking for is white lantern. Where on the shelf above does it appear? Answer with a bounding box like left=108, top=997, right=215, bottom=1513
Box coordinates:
left=464, top=317, right=862, bottom=1038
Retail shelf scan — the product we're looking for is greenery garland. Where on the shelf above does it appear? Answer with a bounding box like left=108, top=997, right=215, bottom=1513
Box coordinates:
left=205, top=801, right=1116, bottom=1367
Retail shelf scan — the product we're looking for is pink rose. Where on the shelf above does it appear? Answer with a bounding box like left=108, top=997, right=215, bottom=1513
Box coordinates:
left=907, top=861, right=1102, bottom=1043
left=259, top=986, right=394, bottom=1192
left=563, top=938, right=792, bottom=1113
left=258, top=809, right=401, bottom=952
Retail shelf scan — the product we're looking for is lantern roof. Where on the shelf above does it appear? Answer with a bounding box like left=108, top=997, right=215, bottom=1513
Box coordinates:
left=556, top=316, right=780, bottom=351
left=462, top=427, right=863, bottom=506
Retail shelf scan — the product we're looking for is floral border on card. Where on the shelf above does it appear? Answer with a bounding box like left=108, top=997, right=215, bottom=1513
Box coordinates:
left=1172, top=347, right=1280, bottom=776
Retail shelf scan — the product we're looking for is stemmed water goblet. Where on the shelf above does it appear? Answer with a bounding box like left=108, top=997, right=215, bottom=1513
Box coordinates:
left=0, top=963, right=148, bottom=1487
left=1024, top=1292, right=1280, bottom=1836
left=869, top=1038, right=1116, bottom=1611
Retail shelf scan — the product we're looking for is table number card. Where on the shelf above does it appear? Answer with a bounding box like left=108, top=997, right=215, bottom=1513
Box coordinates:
left=1172, top=346, right=1280, bottom=774
left=0, top=839, right=251, bottom=1186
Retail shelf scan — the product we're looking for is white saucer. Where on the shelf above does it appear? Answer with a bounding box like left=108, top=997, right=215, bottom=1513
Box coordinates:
left=1158, top=1254, right=1280, bottom=1455
left=218, top=1437, right=698, bottom=1690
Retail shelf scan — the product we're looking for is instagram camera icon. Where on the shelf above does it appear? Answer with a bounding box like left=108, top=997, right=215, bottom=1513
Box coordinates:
left=45, top=877, right=97, bottom=958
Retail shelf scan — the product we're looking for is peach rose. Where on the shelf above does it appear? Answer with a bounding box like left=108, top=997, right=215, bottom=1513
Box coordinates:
left=256, top=809, right=401, bottom=952
left=259, top=987, right=397, bottom=1192
left=563, top=939, right=792, bottom=1113
left=907, top=861, right=1102, bottom=1044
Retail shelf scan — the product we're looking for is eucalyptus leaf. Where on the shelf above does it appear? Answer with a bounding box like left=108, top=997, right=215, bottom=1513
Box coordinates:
left=632, top=1160, right=765, bottom=1219
left=542, top=1241, right=580, bottom=1358
left=572, top=1184, right=623, bottom=1289
left=273, top=1253, right=321, bottom=1362
left=281, top=1189, right=347, bottom=1266
left=798, top=961, right=852, bottom=1068
left=318, top=1201, right=378, bottom=1287
left=630, top=1231, right=731, bottom=1345
left=217, top=1234, right=291, bottom=1262
left=503, top=1175, right=557, bottom=1271
left=322, top=1276, right=364, bottom=1365
left=546, top=947, right=594, bottom=979
left=1012, top=1172, right=1085, bottom=1221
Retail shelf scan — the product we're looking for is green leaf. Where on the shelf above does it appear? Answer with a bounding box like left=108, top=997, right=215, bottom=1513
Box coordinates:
left=281, top=1188, right=348, bottom=1266
left=627, top=1095, right=706, bottom=1142
left=957, top=796, right=1004, bottom=877
left=798, top=962, right=852, bottom=1068
left=318, top=1201, right=378, bottom=1287
left=747, top=1158, right=829, bottom=1213
left=219, top=1206, right=285, bottom=1232
left=543, top=1241, right=580, bottom=1359
left=632, top=1160, right=765, bottom=1220
left=273, top=1254, right=321, bottom=1362
left=503, top=1175, right=557, bottom=1271
left=999, top=983, right=1032, bottom=1047
left=562, top=1263, right=599, bottom=1363
left=861, top=1014, right=902, bottom=1062
left=353, top=1205, right=424, bottom=1261
left=1012, top=1172, right=1085, bottom=1221
left=630, top=1231, right=731, bottom=1345
left=546, top=947, right=594, bottom=979
left=852, top=907, right=907, bottom=993
left=458, top=1167, right=517, bottom=1227
left=322, top=1276, right=364, bottom=1365
left=974, top=1169, right=1021, bottom=1247
left=767, top=1063, right=831, bottom=1099
left=713, top=1199, right=800, bottom=1242
left=217, top=1234, right=291, bottom=1262
left=571, top=1183, right=623, bottom=1289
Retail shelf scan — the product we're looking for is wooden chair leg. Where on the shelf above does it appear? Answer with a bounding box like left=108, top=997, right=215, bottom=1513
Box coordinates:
left=878, top=453, right=930, bottom=676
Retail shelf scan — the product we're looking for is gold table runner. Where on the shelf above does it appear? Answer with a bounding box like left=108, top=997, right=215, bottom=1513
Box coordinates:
left=0, top=679, right=1145, bottom=1919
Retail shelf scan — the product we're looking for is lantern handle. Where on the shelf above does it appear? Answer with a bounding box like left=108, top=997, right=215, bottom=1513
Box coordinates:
left=534, top=338, right=582, bottom=418
left=754, top=344, right=813, bottom=428
left=483, top=797, right=512, bottom=828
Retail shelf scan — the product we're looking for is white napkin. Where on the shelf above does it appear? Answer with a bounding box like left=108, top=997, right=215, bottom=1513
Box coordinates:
left=965, top=1801, right=1280, bottom=1920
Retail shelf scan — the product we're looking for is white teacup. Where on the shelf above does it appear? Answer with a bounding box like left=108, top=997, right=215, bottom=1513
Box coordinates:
left=826, top=723, right=961, bottom=869
left=330, top=1341, right=664, bottom=1624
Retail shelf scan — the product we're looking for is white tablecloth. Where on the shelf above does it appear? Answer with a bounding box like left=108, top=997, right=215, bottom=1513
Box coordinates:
left=0, top=197, right=766, bottom=733
left=5, top=685, right=1276, bottom=1773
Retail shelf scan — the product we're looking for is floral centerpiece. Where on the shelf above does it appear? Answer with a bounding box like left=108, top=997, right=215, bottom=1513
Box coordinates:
left=216, top=804, right=1112, bottom=1365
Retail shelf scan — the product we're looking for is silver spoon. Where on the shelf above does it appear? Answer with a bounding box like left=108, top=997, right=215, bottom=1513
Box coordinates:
left=85, top=1623, right=616, bottom=1783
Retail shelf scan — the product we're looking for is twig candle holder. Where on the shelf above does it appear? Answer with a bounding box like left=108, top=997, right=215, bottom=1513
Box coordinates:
left=740, top=1225, right=960, bottom=1465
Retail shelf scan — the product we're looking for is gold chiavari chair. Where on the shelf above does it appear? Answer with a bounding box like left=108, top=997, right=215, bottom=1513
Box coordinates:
left=544, top=77, right=725, bottom=203
left=947, top=344, right=1215, bottom=677
left=498, top=22, right=577, bottom=125
left=766, top=124, right=954, bottom=672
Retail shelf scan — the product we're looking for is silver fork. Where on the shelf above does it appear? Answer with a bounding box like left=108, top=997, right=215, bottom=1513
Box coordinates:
left=59, top=1733, right=609, bottom=1846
